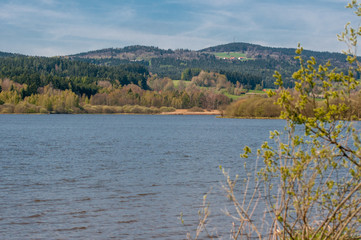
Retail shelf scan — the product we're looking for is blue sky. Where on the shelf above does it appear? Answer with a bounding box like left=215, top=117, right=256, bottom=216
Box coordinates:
left=0, top=0, right=358, bottom=56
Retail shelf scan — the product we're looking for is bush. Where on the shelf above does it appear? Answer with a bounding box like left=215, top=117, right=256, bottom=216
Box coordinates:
left=187, top=106, right=204, bottom=112
left=160, top=106, right=176, bottom=112
left=188, top=2, right=361, bottom=239
left=0, top=103, right=14, bottom=113
left=224, top=95, right=281, bottom=118
left=14, top=102, right=40, bottom=113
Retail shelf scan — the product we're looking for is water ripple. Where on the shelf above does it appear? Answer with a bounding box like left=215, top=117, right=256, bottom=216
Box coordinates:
left=0, top=115, right=285, bottom=239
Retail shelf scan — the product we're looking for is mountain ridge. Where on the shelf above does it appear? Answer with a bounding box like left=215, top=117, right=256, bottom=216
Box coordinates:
left=1, top=42, right=348, bottom=62
left=0, top=42, right=350, bottom=89
left=68, top=42, right=347, bottom=63
left=66, top=42, right=348, bottom=88
left=0, top=51, right=24, bottom=58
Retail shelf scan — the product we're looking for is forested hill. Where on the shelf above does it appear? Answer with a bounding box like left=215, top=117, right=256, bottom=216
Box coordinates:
left=200, top=42, right=347, bottom=63
left=0, top=51, right=23, bottom=58
left=0, top=43, right=354, bottom=114
left=0, top=42, right=351, bottom=91
left=70, top=42, right=347, bottom=62
left=70, top=45, right=204, bottom=61
left=69, top=42, right=349, bottom=88
left=0, top=56, right=149, bottom=97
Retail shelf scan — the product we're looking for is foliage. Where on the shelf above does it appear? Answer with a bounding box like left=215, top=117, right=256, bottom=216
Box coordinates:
left=253, top=35, right=361, bottom=237
left=191, top=71, right=230, bottom=90
left=187, top=106, right=204, bottom=112
left=0, top=56, right=149, bottom=97
left=72, top=43, right=350, bottom=89
left=82, top=104, right=162, bottom=114
left=0, top=55, right=240, bottom=113
left=188, top=1, right=361, bottom=239
left=181, top=68, right=202, bottom=81
left=148, top=56, right=270, bottom=88
left=0, top=78, right=231, bottom=113
left=224, top=95, right=281, bottom=118
left=147, top=75, right=174, bottom=91
left=0, top=51, right=23, bottom=58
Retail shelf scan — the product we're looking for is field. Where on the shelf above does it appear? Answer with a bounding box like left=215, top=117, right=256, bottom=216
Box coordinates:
left=212, top=52, right=252, bottom=60
left=223, top=92, right=243, bottom=100
left=172, top=80, right=192, bottom=87
left=172, top=80, right=269, bottom=100
left=248, top=89, right=267, bottom=94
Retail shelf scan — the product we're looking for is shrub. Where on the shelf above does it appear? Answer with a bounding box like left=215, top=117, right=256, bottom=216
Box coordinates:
left=160, top=106, right=176, bottom=112
left=224, top=95, right=281, bottom=118
left=188, top=2, right=361, bottom=239
left=187, top=106, right=204, bottom=112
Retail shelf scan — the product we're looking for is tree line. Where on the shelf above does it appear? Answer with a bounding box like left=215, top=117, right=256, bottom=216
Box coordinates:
left=0, top=56, right=149, bottom=97
left=0, top=79, right=231, bottom=113
left=0, top=54, right=267, bottom=114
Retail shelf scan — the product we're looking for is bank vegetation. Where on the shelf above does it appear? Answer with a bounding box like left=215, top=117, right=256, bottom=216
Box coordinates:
left=187, top=1, right=361, bottom=239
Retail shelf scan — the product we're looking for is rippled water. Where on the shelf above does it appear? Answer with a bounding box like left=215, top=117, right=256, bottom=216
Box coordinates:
left=0, top=114, right=285, bottom=239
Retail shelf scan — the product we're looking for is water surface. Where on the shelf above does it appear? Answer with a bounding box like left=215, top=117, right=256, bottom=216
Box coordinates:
left=0, top=115, right=285, bottom=239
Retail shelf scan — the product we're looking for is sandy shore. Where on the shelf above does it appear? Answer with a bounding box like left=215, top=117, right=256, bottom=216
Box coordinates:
left=160, top=109, right=222, bottom=115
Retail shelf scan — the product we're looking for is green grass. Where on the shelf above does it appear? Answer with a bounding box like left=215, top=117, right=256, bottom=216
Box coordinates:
left=248, top=89, right=267, bottom=94
left=212, top=52, right=252, bottom=60
left=159, top=64, right=175, bottom=69
left=223, top=92, right=244, bottom=100
left=172, top=80, right=192, bottom=88
left=172, top=80, right=268, bottom=100
left=214, top=52, right=246, bottom=58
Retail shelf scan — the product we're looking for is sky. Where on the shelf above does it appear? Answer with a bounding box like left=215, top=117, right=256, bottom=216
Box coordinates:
left=0, top=0, right=359, bottom=56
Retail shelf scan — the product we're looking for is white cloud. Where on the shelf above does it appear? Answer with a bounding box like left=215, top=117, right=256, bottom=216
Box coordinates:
left=0, top=0, right=358, bottom=56
left=168, top=0, right=245, bottom=7
left=0, top=2, right=69, bottom=21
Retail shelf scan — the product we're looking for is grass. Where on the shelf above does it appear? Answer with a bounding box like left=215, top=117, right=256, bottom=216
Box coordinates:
left=223, top=92, right=244, bottom=100
left=214, top=52, right=246, bottom=58
left=172, top=80, right=192, bottom=88
left=248, top=89, right=267, bottom=94
left=172, top=80, right=271, bottom=101
left=212, top=52, right=253, bottom=60
left=159, top=64, right=175, bottom=69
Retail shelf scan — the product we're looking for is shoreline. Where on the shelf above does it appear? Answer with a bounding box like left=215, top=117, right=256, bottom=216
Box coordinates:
left=0, top=109, right=223, bottom=116
left=160, top=109, right=222, bottom=115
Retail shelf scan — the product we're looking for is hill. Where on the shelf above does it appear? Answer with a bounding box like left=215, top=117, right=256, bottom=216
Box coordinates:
left=0, top=42, right=351, bottom=90
left=0, top=56, right=149, bottom=97
left=70, top=45, right=204, bottom=61
left=68, top=43, right=349, bottom=88
left=0, top=43, right=354, bottom=114
left=70, top=42, right=347, bottom=64
left=0, top=53, right=231, bottom=114
left=200, top=42, right=346, bottom=62
left=0, top=51, right=23, bottom=58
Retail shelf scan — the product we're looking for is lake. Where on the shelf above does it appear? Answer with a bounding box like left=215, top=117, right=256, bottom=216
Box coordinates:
left=0, top=114, right=285, bottom=239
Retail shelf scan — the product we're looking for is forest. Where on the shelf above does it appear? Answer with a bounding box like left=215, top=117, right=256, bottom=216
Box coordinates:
left=0, top=55, right=233, bottom=114
left=0, top=42, right=353, bottom=114
left=71, top=42, right=351, bottom=89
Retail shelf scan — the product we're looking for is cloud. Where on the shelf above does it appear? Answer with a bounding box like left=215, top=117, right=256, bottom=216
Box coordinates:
left=168, top=0, right=245, bottom=8
left=0, top=0, right=357, bottom=56
left=45, top=23, right=221, bottom=52
left=158, top=0, right=353, bottom=52
left=0, top=2, right=69, bottom=21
